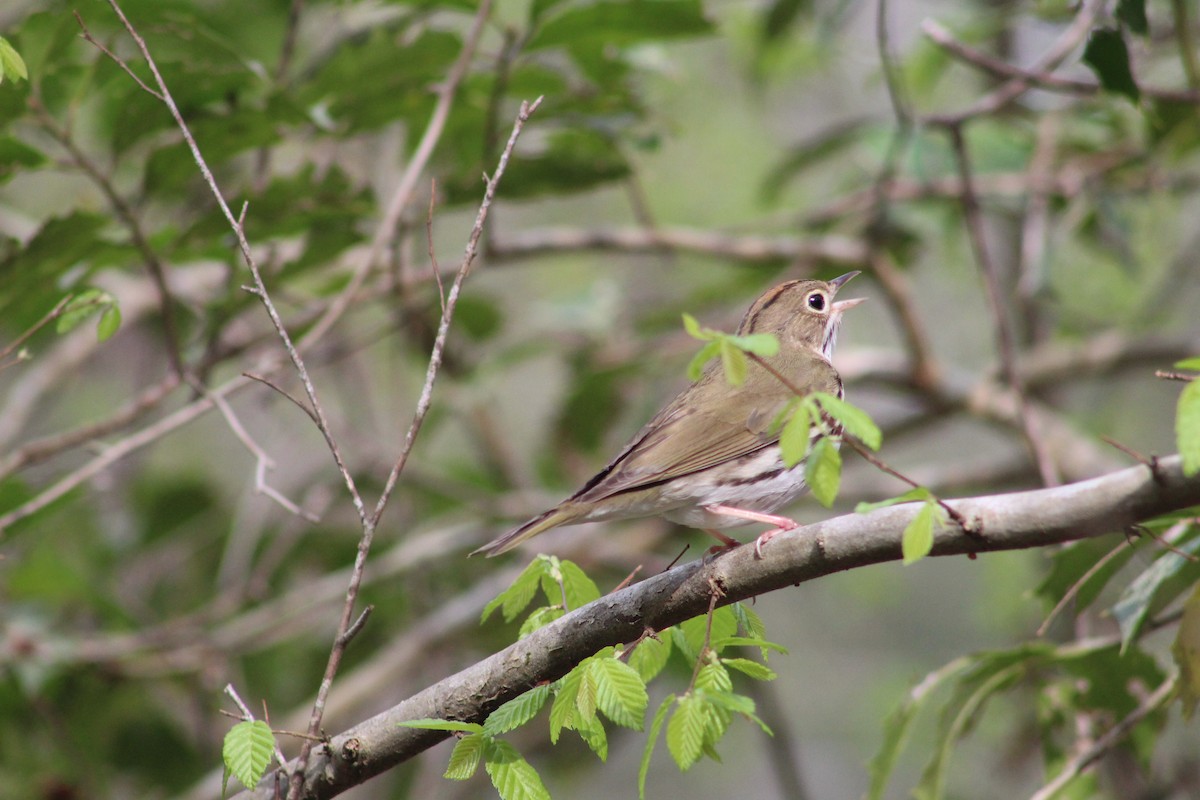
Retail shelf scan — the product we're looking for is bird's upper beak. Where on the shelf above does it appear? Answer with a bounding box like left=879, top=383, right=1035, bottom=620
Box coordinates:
left=828, top=271, right=866, bottom=313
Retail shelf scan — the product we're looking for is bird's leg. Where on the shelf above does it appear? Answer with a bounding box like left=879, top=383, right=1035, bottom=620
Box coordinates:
left=702, top=528, right=741, bottom=557
left=703, top=504, right=800, bottom=559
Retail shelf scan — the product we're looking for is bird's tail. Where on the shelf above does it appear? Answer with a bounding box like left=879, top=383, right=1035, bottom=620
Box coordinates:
left=470, top=505, right=586, bottom=557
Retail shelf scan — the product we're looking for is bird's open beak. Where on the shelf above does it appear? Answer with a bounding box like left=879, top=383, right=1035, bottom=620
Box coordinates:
left=828, top=271, right=865, bottom=313
left=828, top=271, right=860, bottom=292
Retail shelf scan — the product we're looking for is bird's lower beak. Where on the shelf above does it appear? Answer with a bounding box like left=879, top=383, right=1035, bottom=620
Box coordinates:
left=832, top=296, right=867, bottom=313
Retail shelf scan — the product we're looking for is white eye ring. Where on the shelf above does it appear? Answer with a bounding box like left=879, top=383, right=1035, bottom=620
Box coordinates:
left=807, top=291, right=827, bottom=312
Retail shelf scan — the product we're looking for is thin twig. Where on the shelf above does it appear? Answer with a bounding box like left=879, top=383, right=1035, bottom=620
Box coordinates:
left=1036, top=538, right=1131, bottom=637
left=843, top=437, right=973, bottom=532
left=0, top=295, right=73, bottom=363
left=1028, top=674, right=1178, bottom=800
left=1156, top=370, right=1197, bottom=382
left=945, top=123, right=1061, bottom=488
left=224, top=684, right=292, bottom=778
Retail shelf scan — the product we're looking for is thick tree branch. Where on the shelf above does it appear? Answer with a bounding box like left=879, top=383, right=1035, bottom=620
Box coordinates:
left=232, top=455, right=1200, bottom=800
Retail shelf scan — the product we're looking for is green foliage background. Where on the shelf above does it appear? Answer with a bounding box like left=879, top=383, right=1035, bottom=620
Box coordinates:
left=1, top=0, right=1199, bottom=798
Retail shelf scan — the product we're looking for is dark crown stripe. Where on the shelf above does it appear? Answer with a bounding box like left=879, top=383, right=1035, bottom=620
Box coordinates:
left=739, top=280, right=800, bottom=333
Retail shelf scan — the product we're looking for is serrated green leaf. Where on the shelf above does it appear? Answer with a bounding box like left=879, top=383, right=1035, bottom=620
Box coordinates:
left=1082, top=26, right=1140, bottom=102
left=482, top=559, right=545, bottom=623
left=397, top=719, right=483, bottom=733
left=679, top=608, right=738, bottom=658
left=728, top=332, right=780, bottom=357
left=666, top=695, right=705, bottom=771
left=1175, top=357, right=1200, bottom=371
left=805, top=437, right=841, bottom=507
left=1173, top=584, right=1200, bottom=719
left=814, top=392, right=883, bottom=450
left=444, top=733, right=484, bottom=780
left=484, top=685, right=551, bottom=737
left=576, top=660, right=598, bottom=724
left=549, top=666, right=582, bottom=742
left=1034, top=536, right=1135, bottom=616
left=222, top=720, right=275, bottom=791
left=1112, top=532, right=1200, bottom=650
left=732, top=602, right=767, bottom=641
left=721, top=657, right=777, bottom=681
left=902, top=502, right=937, bottom=564
left=483, top=739, right=551, bottom=800
left=855, top=487, right=933, bottom=514
left=627, top=634, right=672, bottom=682
left=0, top=37, right=28, bottom=84
left=574, top=709, right=609, bottom=760
left=779, top=404, right=812, bottom=468
left=686, top=340, right=721, bottom=381
left=96, top=304, right=122, bottom=342
left=519, top=605, right=565, bottom=638
left=1177, top=378, right=1200, bottom=476
left=695, top=662, right=733, bottom=694
left=640, top=695, right=675, bottom=799
left=592, top=657, right=648, bottom=730
left=719, top=340, right=747, bottom=386
left=558, top=559, right=601, bottom=610
left=681, top=312, right=706, bottom=340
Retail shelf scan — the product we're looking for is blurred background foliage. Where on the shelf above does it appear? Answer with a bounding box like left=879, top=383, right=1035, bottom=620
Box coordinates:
left=1, top=0, right=1199, bottom=798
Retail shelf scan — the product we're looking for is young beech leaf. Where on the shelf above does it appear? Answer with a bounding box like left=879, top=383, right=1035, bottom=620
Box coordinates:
left=592, top=657, right=648, bottom=730
left=1177, top=378, right=1200, bottom=476
left=681, top=312, right=707, bottom=340
left=1175, top=357, right=1200, bottom=371
left=558, top=559, right=601, bottom=609
left=721, top=657, right=777, bottom=681
left=483, top=738, right=551, bottom=800
left=222, top=720, right=275, bottom=791
left=574, top=713, right=609, bottom=760
left=902, top=501, right=936, bottom=564
left=814, top=392, right=882, bottom=450
left=639, top=695, right=676, bottom=799
left=444, top=733, right=484, bottom=780
left=626, top=634, right=672, bottom=682
left=97, top=304, right=122, bottom=341
left=397, top=719, right=483, bottom=733
left=805, top=437, right=841, bottom=507
left=667, top=695, right=706, bottom=771
left=779, top=404, right=812, bottom=467
left=484, top=685, right=551, bottom=737
left=1172, top=584, right=1200, bottom=719
left=481, top=559, right=544, bottom=623
left=719, top=339, right=748, bottom=385
left=686, top=340, right=721, bottom=381
left=728, top=332, right=779, bottom=357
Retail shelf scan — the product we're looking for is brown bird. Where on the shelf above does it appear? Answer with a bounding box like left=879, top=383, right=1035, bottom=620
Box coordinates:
left=473, top=272, right=864, bottom=558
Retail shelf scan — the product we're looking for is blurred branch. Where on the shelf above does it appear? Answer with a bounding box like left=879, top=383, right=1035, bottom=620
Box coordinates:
left=231, top=456, right=1200, bottom=800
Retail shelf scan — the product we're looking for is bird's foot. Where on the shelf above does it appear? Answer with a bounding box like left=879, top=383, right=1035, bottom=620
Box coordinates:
left=753, top=524, right=800, bottom=559
left=702, top=505, right=800, bottom=559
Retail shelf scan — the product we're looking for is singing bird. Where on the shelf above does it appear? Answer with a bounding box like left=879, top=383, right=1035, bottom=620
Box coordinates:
left=472, top=272, right=864, bottom=558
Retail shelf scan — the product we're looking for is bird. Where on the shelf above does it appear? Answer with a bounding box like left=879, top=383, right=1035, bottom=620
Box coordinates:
left=472, top=272, right=865, bottom=558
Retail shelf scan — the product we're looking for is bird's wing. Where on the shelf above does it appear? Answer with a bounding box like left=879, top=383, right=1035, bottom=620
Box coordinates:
left=571, top=352, right=841, bottom=502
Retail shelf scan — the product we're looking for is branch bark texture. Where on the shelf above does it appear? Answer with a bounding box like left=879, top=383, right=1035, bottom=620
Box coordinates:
left=237, top=455, right=1200, bottom=799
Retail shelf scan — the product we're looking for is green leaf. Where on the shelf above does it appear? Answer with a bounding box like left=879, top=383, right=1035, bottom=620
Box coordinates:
left=549, top=665, right=583, bottom=742
left=727, top=332, right=780, bottom=357
left=1082, top=27, right=1140, bottom=102
left=1112, top=531, right=1200, bottom=650
left=1115, top=0, right=1148, bottom=35
left=1034, top=536, right=1135, bottom=616
left=574, top=711, right=609, bottom=760
left=0, top=36, right=28, bottom=84
left=708, top=636, right=789, bottom=656
left=1177, top=378, right=1200, bottom=476
left=813, top=392, right=883, bottom=450
left=681, top=312, right=707, bottom=340
left=719, top=340, right=748, bottom=386
left=855, top=487, right=933, bottom=514
left=56, top=290, right=110, bottom=335
left=902, top=501, right=937, bottom=564
left=686, top=340, right=721, bottom=381
left=592, top=657, right=648, bottom=730
left=518, top=605, right=565, bottom=638
left=639, top=695, right=675, bottom=799
left=222, top=720, right=274, bottom=791
left=576, top=659, right=599, bottom=724
left=678, top=608, right=738, bottom=659
left=484, top=685, right=551, bottom=737
left=804, top=437, right=841, bottom=508
left=779, top=403, right=812, bottom=468
left=721, top=657, right=777, bottom=681
left=444, top=733, right=484, bottom=780
left=558, top=559, right=601, bottom=610
left=483, top=739, right=551, bottom=800
left=397, top=719, right=483, bottom=733
left=626, top=633, right=672, bottom=682
left=666, top=695, right=705, bottom=771
left=96, top=304, right=122, bottom=342
left=528, top=0, right=713, bottom=50
left=1173, top=584, right=1200, bottom=719
left=732, top=602, right=767, bottom=641
left=481, top=558, right=545, bottom=623
left=1175, top=357, right=1200, bottom=371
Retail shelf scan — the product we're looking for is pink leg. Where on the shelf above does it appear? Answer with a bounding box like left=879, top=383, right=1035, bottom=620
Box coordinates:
left=702, top=528, right=742, bottom=555
left=703, top=505, right=800, bottom=559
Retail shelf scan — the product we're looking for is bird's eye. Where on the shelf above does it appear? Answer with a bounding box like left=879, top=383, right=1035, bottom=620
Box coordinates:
left=807, top=292, right=826, bottom=311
